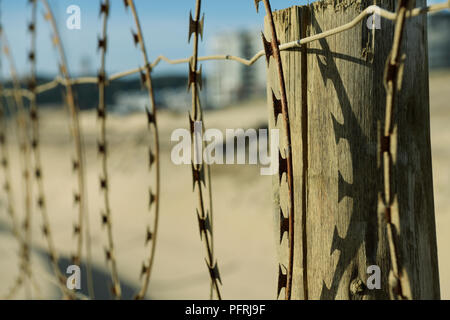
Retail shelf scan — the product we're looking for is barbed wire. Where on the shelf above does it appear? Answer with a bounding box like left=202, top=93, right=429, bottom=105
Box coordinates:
left=254, top=0, right=297, bottom=301
left=0, top=26, right=25, bottom=298
left=0, top=24, right=34, bottom=300
left=27, top=0, right=73, bottom=299
left=380, top=0, right=414, bottom=300
left=40, top=0, right=95, bottom=299
left=0, top=73, right=26, bottom=300
left=122, top=0, right=161, bottom=300
left=97, top=0, right=122, bottom=300
left=188, top=0, right=222, bottom=300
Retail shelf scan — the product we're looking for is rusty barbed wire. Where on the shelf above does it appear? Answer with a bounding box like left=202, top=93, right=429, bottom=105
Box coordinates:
left=26, top=0, right=74, bottom=299
left=97, top=0, right=122, bottom=300
left=40, top=0, right=95, bottom=299
left=188, top=0, right=222, bottom=300
left=378, top=0, right=414, bottom=300
left=1, top=1, right=448, bottom=102
left=0, top=17, right=29, bottom=297
left=0, top=70, right=27, bottom=300
left=0, top=25, right=34, bottom=299
left=123, top=0, right=161, bottom=300
left=254, top=0, right=298, bottom=301
left=0, top=79, right=21, bottom=258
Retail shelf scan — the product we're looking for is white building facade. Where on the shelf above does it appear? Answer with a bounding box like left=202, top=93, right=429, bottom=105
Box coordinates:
left=207, top=30, right=267, bottom=108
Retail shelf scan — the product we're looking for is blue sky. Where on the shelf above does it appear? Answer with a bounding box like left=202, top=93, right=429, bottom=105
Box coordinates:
left=1, top=0, right=443, bottom=77
left=0, top=0, right=307, bottom=77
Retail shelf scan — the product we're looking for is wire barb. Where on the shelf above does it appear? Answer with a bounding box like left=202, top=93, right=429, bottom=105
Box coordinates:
left=279, top=209, right=289, bottom=244
left=254, top=0, right=262, bottom=13
left=188, top=11, right=204, bottom=43
left=277, top=265, right=287, bottom=298
left=272, top=91, right=282, bottom=125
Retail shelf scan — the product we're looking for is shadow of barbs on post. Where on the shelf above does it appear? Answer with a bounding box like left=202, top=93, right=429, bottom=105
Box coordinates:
left=304, top=12, right=383, bottom=300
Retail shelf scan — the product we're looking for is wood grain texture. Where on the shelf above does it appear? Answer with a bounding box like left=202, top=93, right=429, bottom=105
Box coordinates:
left=266, top=0, right=439, bottom=300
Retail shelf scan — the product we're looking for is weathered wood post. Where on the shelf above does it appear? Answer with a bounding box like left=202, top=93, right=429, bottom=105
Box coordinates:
left=266, top=0, right=440, bottom=299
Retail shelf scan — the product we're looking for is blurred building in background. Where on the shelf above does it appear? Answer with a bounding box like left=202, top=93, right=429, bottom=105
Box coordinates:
left=428, top=11, right=450, bottom=69
left=113, top=91, right=149, bottom=114
left=207, top=30, right=266, bottom=108
left=112, top=87, right=207, bottom=114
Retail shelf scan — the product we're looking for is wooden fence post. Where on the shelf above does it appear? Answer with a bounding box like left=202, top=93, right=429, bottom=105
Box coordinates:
left=266, top=0, right=440, bottom=300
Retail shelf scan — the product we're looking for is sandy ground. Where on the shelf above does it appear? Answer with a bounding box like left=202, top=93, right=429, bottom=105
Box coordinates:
left=429, top=71, right=450, bottom=299
left=0, top=71, right=449, bottom=300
